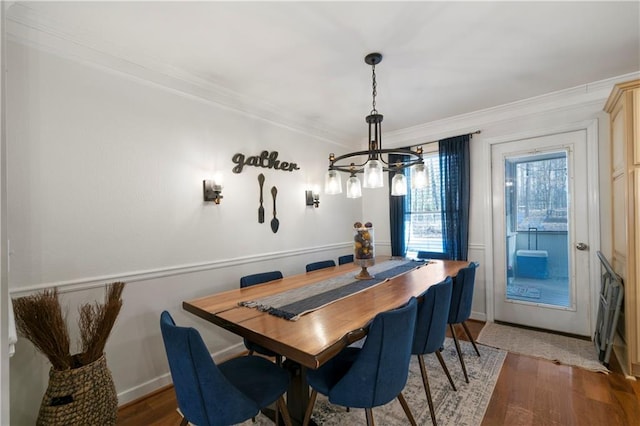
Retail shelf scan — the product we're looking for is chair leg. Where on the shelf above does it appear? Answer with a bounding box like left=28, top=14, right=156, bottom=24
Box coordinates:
left=417, top=356, right=437, bottom=426
left=365, top=408, right=375, bottom=426
left=435, top=350, right=457, bottom=391
left=461, top=321, right=481, bottom=356
left=450, top=324, right=469, bottom=383
left=397, top=392, right=417, bottom=426
left=180, top=417, right=188, bottom=426
left=302, top=389, right=318, bottom=426
left=276, top=354, right=283, bottom=366
left=277, top=395, right=293, bottom=426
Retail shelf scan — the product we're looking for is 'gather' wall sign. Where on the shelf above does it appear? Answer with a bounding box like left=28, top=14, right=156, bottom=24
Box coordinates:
left=232, top=150, right=301, bottom=174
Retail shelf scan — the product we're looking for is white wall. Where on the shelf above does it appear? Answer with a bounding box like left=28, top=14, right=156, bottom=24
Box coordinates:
left=0, top=3, right=10, bottom=425
left=5, top=12, right=638, bottom=426
left=6, top=40, right=361, bottom=424
left=367, top=73, right=638, bottom=322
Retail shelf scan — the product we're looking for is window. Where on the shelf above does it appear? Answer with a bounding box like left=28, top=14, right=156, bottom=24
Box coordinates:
left=506, top=153, right=568, bottom=233
left=404, top=150, right=444, bottom=256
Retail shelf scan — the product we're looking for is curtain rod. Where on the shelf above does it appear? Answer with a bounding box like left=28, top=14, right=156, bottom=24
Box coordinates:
left=406, top=129, right=481, bottom=149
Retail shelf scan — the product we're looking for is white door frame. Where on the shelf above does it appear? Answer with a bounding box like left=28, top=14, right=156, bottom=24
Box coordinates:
left=482, top=120, right=601, bottom=336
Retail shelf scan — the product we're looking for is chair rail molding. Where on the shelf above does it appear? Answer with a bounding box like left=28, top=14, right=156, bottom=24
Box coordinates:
left=468, top=243, right=484, bottom=253
left=8, top=242, right=352, bottom=297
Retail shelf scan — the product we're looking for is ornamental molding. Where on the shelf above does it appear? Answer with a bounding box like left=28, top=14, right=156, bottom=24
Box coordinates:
left=5, top=3, right=347, bottom=148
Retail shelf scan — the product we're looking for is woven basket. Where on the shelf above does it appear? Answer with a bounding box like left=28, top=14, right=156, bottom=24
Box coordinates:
left=37, top=354, right=117, bottom=426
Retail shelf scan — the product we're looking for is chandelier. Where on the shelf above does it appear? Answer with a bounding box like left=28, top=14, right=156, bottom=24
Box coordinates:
left=325, top=53, right=427, bottom=198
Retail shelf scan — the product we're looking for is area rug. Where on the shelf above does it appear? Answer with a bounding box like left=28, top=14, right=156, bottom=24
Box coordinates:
left=229, top=339, right=506, bottom=426
left=477, top=321, right=609, bottom=373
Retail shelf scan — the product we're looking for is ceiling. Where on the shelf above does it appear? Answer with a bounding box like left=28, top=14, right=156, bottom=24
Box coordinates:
left=7, top=1, right=640, bottom=146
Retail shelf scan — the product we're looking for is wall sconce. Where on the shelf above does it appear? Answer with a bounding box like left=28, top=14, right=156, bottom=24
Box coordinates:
left=305, top=189, right=320, bottom=208
left=203, top=180, right=223, bottom=204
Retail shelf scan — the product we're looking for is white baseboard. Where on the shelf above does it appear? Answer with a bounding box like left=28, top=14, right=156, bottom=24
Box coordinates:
left=117, top=373, right=174, bottom=406
left=117, top=342, right=245, bottom=406
left=470, top=311, right=487, bottom=322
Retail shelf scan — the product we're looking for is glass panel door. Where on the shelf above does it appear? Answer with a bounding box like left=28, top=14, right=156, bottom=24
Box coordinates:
left=505, top=152, right=569, bottom=307
left=491, top=130, right=591, bottom=336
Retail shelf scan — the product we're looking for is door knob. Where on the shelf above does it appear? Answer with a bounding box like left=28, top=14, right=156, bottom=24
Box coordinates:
left=576, top=242, right=588, bottom=251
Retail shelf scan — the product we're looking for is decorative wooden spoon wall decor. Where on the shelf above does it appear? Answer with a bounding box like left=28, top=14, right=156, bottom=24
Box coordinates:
left=270, top=186, right=279, bottom=233
left=258, top=174, right=265, bottom=223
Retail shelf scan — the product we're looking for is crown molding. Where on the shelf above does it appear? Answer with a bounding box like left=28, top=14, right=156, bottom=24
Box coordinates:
left=383, top=71, right=640, bottom=147
left=6, top=4, right=638, bottom=151
left=5, top=3, right=349, bottom=148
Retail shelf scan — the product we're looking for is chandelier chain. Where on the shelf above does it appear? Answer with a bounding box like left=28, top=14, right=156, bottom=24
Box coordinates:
left=371, top=64, right=377, bottom=114
left=325, top=52, right=429, bottom=198
left=325, top=52, right=478, bottom=197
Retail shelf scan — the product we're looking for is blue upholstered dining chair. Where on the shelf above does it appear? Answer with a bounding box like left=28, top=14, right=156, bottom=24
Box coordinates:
left=412, top=276, right=455, bottom=426
left=240, top=271, right=284, bottom=365
left=159, top=311, right=292, bottom=426
left=240, top=270, right=283, bottom=288
left=338, top=254, right=354, bottom=265
left=302, top=298, right=419, bottom=426
left=305, top=259, right=336, bottom=272
left=448, top=262, right=481, bottom=383
left=417, top=251, right=451, bottom=260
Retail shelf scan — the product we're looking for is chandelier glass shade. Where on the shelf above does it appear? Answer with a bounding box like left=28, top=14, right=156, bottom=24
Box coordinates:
left=391, top=172, right=408, bottom=196
left=411, top=163, right=428, bottom=189
left=363, top=159, right=384, bottom=188
left=346, top=175, right=362, bottom=198
left=325, top=53, right=427, bottom=198
left=324, top=169, right=342, bottom=194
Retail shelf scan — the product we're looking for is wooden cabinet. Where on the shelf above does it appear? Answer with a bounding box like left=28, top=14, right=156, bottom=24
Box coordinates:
left=604, top=79, right=640, bottom=378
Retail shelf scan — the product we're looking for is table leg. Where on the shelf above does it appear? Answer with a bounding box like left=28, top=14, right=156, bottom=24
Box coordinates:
left=283, top=359, right=317, bottom=426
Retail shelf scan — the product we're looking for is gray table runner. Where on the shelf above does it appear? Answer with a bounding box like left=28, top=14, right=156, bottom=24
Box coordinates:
left=239, top=259, right=424, bottom=320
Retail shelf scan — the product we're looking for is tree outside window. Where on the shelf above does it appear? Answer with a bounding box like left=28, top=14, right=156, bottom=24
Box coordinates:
left=512, top=155, right=568, bottom=233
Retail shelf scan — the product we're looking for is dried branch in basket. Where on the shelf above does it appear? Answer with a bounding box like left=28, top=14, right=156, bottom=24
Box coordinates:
left=78, top=282, right=125, bottom=366
left=12, top=289, right=72, bottom=370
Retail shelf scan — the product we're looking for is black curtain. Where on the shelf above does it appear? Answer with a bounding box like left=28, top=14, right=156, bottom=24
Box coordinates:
left=388, top=154, right=408, bottom=257
left=439, top=135, right=470, bottom=261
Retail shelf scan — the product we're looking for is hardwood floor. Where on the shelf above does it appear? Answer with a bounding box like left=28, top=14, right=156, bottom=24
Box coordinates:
left=117, top=320, right=640, bottom=425
left=117, top=384, right=183, bottom=426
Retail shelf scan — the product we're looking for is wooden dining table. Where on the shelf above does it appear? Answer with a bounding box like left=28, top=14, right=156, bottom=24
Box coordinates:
left=183, top=257, right=470, bottom=425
